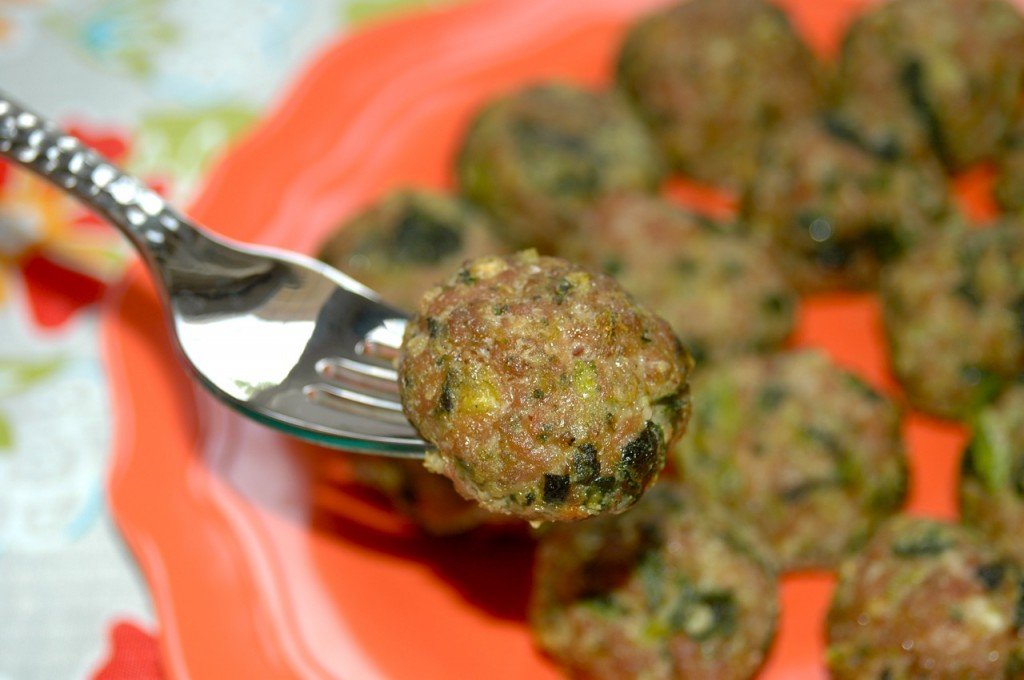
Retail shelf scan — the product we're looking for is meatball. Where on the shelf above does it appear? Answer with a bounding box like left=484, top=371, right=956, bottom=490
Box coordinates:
left=317, top=188, right=510, bottom=312
left=995, top=122, right=1024, bottom=214
left=456, top=83, right=664, bottom=252
left=831, top=0, right=1024, bottom=170
left=399, top=250, right=694, bottom=522
left=561, top=192, right=797, bottom=363
left=530, top=484, right=779, bottom=680
left=673, top=350, right=907, bottom=570
left=742, top=120, right=951, bottom=291
left=881, top=222, right=1024, bottom=420
left=616, top=0, right=821, bottom=189
left=827, top=516, right=1024, bottom=678
left=960, top=382, right=1024, bottom=563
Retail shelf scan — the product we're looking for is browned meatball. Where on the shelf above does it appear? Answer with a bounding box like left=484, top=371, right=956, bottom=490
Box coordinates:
left=673, top=350, right=907, bottom=570
left=827, top=516, right=1024, bottom=678
left=317, top=188, right=510, bottom=312
left=960, top=382, right=1024, bottom=564
left=743, top=120, right=952, bottom=291
left=399, top=251, right=694, bottom=522
left=531, top=484, right=779, bottom=680
left=560, top=193, right=796, bottom=363
left=996, top=122, right=1024, bottom=214
left=616, top=0, right=821, bottom=188
left=881, top=222, right=1024, bottom=420
left=456, top=83, right=664, bottom=252
left=831, top=0, right=1024, bottom=170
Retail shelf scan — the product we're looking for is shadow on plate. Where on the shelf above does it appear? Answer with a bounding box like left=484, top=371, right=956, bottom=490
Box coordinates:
left=214, top=420, right=537, bottom=623
left=300, top=437, right=537, bottom=623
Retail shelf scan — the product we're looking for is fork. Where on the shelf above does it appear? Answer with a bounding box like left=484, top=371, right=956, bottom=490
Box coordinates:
left=0, top=91, right=428, bottom=458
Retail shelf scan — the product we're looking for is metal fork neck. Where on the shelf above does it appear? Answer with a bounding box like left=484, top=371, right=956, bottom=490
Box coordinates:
left=0, top=91, right=276, bottom=299
left=0, top=92, right=199, bottom=273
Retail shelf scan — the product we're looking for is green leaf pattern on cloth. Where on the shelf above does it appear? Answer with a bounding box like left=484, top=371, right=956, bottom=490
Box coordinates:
left=0, top=357, right=67, bottom=451
left=0, top=357, right=65, bottom=400
left=43, top=0, right=180, bottom=79
left=0, top=412, right=11, bottom=451
left=341, top=0, right=458, bottom=27
left=129, top=105, right=258, bottom=197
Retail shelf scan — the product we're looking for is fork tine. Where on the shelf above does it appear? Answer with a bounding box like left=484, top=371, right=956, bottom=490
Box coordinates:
left=356, top=317, right=406, bottom=364
left=304, top=382, right=411, bottom=424
left=316, top=356, right=400, bottom=395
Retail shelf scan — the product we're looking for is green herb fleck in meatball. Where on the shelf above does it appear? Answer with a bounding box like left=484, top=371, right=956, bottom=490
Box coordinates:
left=960, top=383, right=1024, bottom=564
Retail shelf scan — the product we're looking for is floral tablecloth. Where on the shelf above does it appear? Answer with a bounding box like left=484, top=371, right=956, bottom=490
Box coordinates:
left=0, top=1, right=450, bottom=677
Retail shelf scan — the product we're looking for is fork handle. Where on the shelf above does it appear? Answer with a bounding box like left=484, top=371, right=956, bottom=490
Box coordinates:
left=0, top=91, right=198, bottom=270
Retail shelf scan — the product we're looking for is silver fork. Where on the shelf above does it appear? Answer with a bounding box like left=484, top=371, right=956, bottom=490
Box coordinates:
left=0, top=91, right=428, bottom=458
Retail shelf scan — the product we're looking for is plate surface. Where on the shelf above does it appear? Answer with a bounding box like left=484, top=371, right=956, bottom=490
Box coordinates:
left=103, top=0, right=972, bottom=677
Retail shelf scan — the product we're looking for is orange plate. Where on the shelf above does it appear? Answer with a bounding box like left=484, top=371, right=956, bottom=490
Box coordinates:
left=103, top=0, right=973, bottom=677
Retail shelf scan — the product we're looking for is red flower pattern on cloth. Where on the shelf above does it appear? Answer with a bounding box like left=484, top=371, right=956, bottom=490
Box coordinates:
left=90, top=620, right=165, bottom=680
left=0, top=123, right=140, bottom=327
